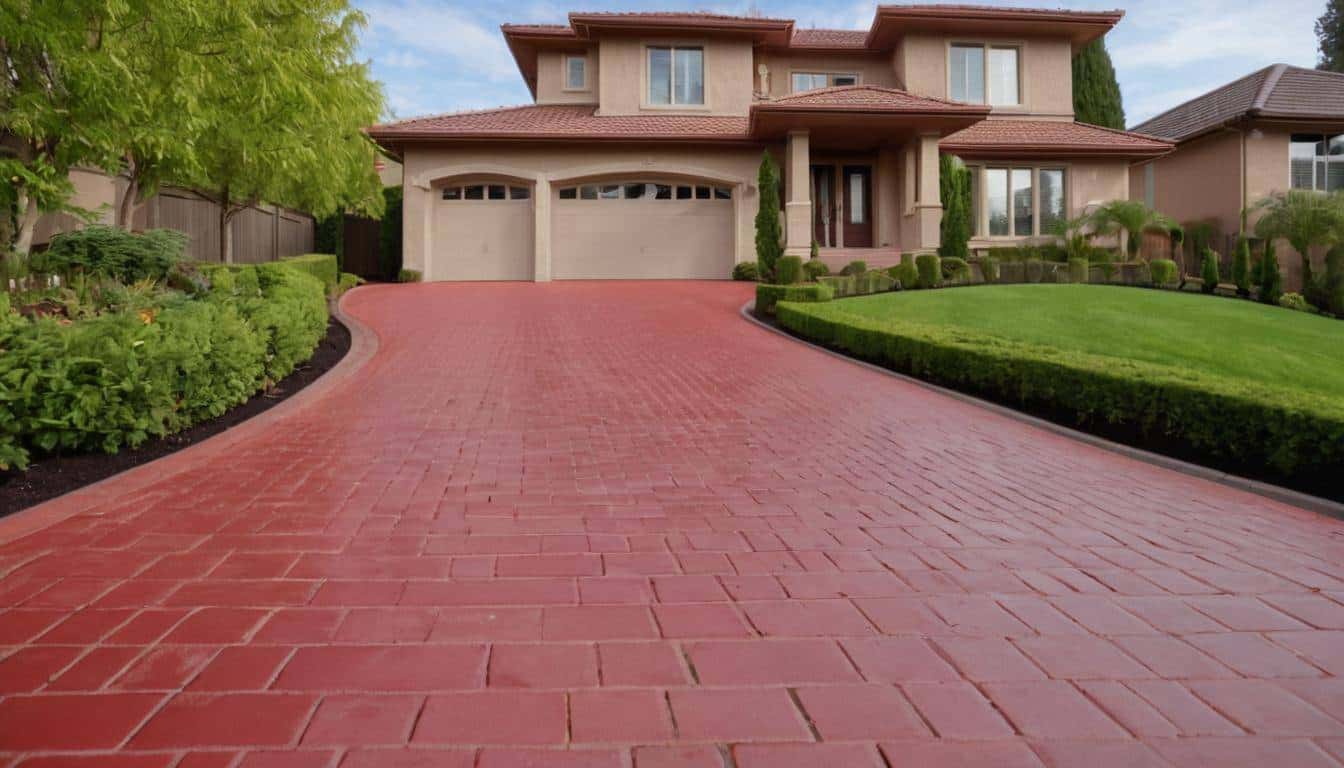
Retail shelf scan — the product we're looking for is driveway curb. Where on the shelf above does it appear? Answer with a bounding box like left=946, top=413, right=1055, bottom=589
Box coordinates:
left=741, top=301, right=1344, bottom=522
left=0, top=289, right=382, bottom=546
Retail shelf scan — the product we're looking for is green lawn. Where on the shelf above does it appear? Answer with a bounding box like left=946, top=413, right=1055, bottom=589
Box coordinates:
left=835, top=284, right=1344, bottom=401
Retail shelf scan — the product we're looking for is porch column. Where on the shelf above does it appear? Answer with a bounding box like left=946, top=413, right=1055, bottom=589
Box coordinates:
left=534, top=177, right=551, bottom=282
left=405, top=181, right=432, bottom=279
left=784, top=130, right=812, bottom=258
left=914, top=132, right=943, bottom=252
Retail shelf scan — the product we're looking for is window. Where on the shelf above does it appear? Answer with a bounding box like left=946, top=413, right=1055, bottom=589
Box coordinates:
left=442, top=184, right=531, bottom=201
left=790, top=72, right=859, bottom=93
left=510, top=186, right=530, bottom=200
left=464, top=185, right=485, bottom=200
left=1290, top=133, right=1344, bottom=191
left=1038, top=168, right=1065, bottom=234
left=559, top=187, right=578, bottom=200
left=565, top=55, right=587, bottom=90
left=986, top=169, right=1009, bottom=235
left=979, top=166, right=1065, bottom=237
left=950, top=43, right=1019, bottom=106
left=580, top=185, right=598, bottom=200
left=648, top=46, right=704, bottom=105
left=849, top=172, right=866, bottom=224
left=1011, top=169, right=1032, bottom=236
left=555, top=181, right=730, bottom=202
left=487, top=185, right=506, bottom=200
left=442, top=187, right=461, bottom=200
left=676, top=185, right=693, bottom=200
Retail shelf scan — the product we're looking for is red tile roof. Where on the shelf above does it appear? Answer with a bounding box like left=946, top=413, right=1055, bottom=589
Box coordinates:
left=368, top=104, right=749, bottom=142
left=759, top=85, right=987, bottom=115
left=941, top=119, right=1173, bottom=158
left=790, top=29, right=869, bottom=50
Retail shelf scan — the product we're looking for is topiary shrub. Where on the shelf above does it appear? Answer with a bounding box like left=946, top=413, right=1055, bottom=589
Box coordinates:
left=857, top=270, right=897, bottom=294
left=1200, top=249, right=1220, bottom=294
left=732, top=261, right=760, bottom=281
left=1278, top=292, right=1318, bottom=313
left=978, top=255, right=1000, bottom=284
left=1149, top=258, right=1177, bottom=288
left=938, top=154, right=972, bottom=261
left=915, top=254, right=941, bottom=288
left=941, top=257, right=970, bottom=284
left=1259, top=241, right=1283, bottom=305
left=888, top=253, right=919, bottom=289
left=754, top=282, right=834, bottom=315
left=1233, top=237, right=1252, bottom=297
left=803, top=260, right=830, bottom=281
left=775, top=255, right=804, bottom=285
left=39, top=226, right=187, bottom=283
left=398, top=268, right=422, bottom=283
left=1068, top=257, right=1089, bottom=284
left=840, top=260, right=868, bottom=276
left=336, top=272, right=363, bottom=297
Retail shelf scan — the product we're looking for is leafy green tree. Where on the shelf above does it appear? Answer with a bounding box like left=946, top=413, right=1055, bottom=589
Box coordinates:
left=1072, top=39, right=1125, bottom=129
left=1259, top=240, right=1283, bottom=304
left=754, top=151, right=782, bottom=279
left=1086, top=200, right=1173, bottom=261
left=1251, top=189, right=1344, bottom=291
left=1319, top=0, right=1344, bottom=72
left=938, top=154, right=971, bottom=261
left=1233, top=236, right=1252, bottom=297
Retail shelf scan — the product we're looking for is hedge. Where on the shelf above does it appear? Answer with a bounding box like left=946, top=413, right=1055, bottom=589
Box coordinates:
left=916, top=254, right=941, bottom=288
left=755, top=282, right=833, bottom=315
left=774, top=300, right=1344, bottom=489
left=775, top=255, right=804, bottom=285
left=283, top=253, right=340, bottom=295
left=0, top=262, right=328, bottom=471
left=819, top=271, right=895, bottom=298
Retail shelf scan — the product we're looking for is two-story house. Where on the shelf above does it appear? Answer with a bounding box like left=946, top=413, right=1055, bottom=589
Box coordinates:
left=368, top=5, right=1172, bottom=282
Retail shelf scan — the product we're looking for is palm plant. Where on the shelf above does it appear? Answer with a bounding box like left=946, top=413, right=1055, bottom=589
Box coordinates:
left=1250, top=189, right=1344, bottom=290
left=1048, top=215, right=1095, bottom=261
left=1085, top=200, right=1174, bottom=261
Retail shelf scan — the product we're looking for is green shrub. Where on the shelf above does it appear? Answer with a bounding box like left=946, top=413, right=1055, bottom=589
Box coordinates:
left=755, top=282, right=833, bottom=315
left=803, top=260, right=830, bottom=281
left=0, top=261, right=327, bottom=470
left=978, top=256, right=1000, bottom=284
left=775, top=255, right=805, bottom=285
left=840, top=260, right=868, bottom=277
left=282, top=253, right=340, bottom=295
left=755, top=151, right=783, bottom=279
left=1068, top=257, right=1089, bottom=284
left=819, top=275, right=856, bottom=298
left=1037, top=243, right=1068, bottom=263
left=888, top=253, right=919, bottom=290
left=38, top=226, right=187, bottom=282
left=941, top=257, right=970, bottom=283
left=398, top=269, right=422, bottom=283
left=1233, top=237, right=1252, bottom=297
left=775, top=301, right=1344, bottom=492
left=1200, top=249, right=1220, bottom=294
left=938, top=154, right=972, bottom=261
left=1024, top=258, right=1045, bottom=283
left=1149, top=258, right=1178, bottom=288
left=810, top=239, right=820, bottom=260
left=915, top=254, right=941, bottom=288
left=732, top=261, right=760, bottom=281
left=1326, top=246, right=1344, bottom=315
left=336, top=272, right=363, bottom=296
left=1259, top=241, right=1283, bottom=305
left=857, top=270, right=897, bottom=294
left=1278, top=292, right=1317, bottom=313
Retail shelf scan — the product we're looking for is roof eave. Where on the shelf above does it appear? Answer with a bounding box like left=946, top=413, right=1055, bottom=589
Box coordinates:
left=941, top=143, right=1173, bottom=160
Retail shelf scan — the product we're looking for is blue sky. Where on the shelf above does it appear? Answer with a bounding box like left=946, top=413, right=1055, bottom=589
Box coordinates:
left=352, top=0, right=1326, bottom=128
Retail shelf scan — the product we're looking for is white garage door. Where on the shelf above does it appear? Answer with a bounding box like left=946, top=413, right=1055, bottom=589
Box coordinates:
left=432, top=182, right=533, bottom=281
left=552, top=180, right=734, bottom=279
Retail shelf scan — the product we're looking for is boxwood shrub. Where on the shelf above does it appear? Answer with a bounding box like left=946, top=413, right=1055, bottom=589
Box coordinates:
left=0, top=262, right=328, bottom=470
left=941, top=257, right=970, bottom=283
left=803, top=260, right=831, bottom=280
left=755, top=282, right=834, bottom=315
left=775, top=301, right=1344, bottom=489
left=1150, top=258, right=1178, bottom=288
left=775, top=255, right=805, bottom=285
left=915, top=254, right=941, bottom=288
left=888, top=254, right=919, bottom=290
left=732, top=261, right=759, bottom=281
left=283, top=253, right=340, bottom=295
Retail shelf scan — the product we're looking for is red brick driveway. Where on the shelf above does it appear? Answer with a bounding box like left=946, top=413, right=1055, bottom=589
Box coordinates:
left=2, top=281, right=1343, bottom=768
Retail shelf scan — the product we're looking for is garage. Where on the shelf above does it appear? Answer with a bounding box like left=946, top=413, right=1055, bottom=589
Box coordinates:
left=432, top=181, right=533, bottom=280
left=551, top=179, right=735, bottom=279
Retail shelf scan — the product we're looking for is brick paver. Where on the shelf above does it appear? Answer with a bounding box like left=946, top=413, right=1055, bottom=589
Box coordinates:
left=2, top=281, right=1343, bottom=765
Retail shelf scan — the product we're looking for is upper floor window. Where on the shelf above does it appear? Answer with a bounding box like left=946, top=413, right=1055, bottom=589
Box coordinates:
left=648, top=46, right=704, bottom=105
left=1291, top=133, right=1344, bottom=191
left=564, top=55, right=587, bottom=90
left=950, top=43, right=1020, bottom=106
left=791, top=72, right=859, bottom=93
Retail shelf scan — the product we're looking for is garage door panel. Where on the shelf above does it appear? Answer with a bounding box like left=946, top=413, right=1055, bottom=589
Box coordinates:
left=432, top=187, right=533, bottom=281
left=552, top=185, right=734, bottom=280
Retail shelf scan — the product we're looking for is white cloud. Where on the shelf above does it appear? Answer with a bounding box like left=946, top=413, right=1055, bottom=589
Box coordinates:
left=360, top=0, right=518, bottom=82
left=1109, top=0, right=1318, bottom=70
left=379, top=50, right=428, bottom=69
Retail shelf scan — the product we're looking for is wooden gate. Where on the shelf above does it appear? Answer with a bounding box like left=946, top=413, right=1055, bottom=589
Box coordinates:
left=342, top=216, right=383, bottom=279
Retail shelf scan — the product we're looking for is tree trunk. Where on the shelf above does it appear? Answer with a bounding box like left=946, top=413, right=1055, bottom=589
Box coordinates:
left=219, top=202, right=234, bottom=264
left=14, top=192, right=39, bottom=255
left=118, top=159, right=139, bottom=231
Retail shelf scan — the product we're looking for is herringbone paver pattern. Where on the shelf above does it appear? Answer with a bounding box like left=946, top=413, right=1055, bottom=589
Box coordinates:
left=1, top=282, right=1342, bottom=767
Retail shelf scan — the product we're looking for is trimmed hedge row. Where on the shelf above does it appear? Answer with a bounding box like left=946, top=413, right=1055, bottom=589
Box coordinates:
left=819, top=271, right=896, bottom=298
left=774, top=300, right=1344, bottom=489
left=755, top=283, right=834, bottom=315
left=0, top=262, right=328, bottom=471
left=282, top=254, right=340, bottom=295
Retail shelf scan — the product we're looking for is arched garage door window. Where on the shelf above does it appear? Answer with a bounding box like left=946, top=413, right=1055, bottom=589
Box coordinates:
left=557, top=181, right=732, bottom=201
left=441, top=183, right=531, bottom=201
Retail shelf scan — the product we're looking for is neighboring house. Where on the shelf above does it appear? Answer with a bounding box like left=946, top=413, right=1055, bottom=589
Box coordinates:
left=368, top=5, right=1171, bottom=282
left=1131, top=64, right=1344, bottom=290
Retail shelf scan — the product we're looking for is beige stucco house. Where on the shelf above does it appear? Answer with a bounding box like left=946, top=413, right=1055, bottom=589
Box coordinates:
left=1130, top=64, right=1344, bottom=291
left=368, top=6, right=1171, bottom=282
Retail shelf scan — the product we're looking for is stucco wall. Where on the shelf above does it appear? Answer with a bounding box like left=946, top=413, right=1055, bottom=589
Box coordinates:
left=33, top=168, right=117, bottom=245
left=1134, top=129, right=1242, bottom=236
left=400, top=144, right=765, bottom=281
left=753, top=52, right=898, bottom=97
left=536, top=47, right=600, bottom=105
left=897, top=33, right=1073, bottom=118
left=597, top=37, right=753, bottom=116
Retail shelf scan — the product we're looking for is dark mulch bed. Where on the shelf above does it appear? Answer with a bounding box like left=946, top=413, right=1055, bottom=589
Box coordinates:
left=0, top=317, right=351, bottom=518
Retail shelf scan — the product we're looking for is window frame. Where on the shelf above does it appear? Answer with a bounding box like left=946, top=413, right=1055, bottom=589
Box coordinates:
left=562, top=54, right=589, bottom=92
left=966, top=165, right=1067, bottom=239
left=644, top=44, right=707, bottom=108
left=1289, top=133, right=1344, bottom=192
left=789, top=71, right=861, bottom=94
left=555, top=180, right=732, bottom=202
left=947, top=41, right=1023, bottom=108
left=440, top=183, right=533, bottom=202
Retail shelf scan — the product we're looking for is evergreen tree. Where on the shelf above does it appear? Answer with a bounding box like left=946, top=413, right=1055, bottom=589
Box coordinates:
left=754, top=152, right=783, bottom=279
left=1233, top=237, right=1252, bottom=297
left=1072, top=39, right=1125, bottom=129
left=938, top=154, right=971, bottom=260
left=1200, top=248, right=1220, bottom=293
left=1260, top=241, right=1283, bottom=305
left=1319, top=0, right=1344, bottom=72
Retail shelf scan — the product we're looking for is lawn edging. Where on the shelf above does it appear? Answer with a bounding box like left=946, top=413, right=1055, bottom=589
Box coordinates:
left=742, top=300, right=1344, bottom=520
left=0, top=287, right=382, bottom=546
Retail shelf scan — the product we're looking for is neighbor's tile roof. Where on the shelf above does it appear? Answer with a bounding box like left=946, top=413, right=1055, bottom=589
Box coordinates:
left=1131, top=64, right=1344, bottom=142
left=790, top=29, right=869, bottom=49
left=367, top=104, right=749, bottom=141
left=760, top=85, right=986, bottom=113
left=941, top=119, right=1173, bottom=157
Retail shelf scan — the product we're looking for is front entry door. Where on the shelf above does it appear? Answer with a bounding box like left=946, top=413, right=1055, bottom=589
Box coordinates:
left=811, top=165, right=835, bottom=247
left=842, top=166, right=873, bottom=248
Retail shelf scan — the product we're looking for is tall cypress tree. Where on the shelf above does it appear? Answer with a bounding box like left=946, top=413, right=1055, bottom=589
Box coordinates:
left=1319, top=0, right=1344, bottom=72
left=938, top=154, right=970, bottom=261
left=754, top=151, right=783, bottom=279
left=1072, top=39, right=1125, bottom=129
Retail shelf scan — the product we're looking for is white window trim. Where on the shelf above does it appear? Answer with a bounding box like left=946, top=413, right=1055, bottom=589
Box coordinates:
left=642, top=42, right=709, bottom=110
left=947, top=41, right=1025, bottom=109
left=966, top=164, right=1068, bottom=240
left=562, top=54, right=589, bottom=92
left=789, top=70, right=862, bottom=94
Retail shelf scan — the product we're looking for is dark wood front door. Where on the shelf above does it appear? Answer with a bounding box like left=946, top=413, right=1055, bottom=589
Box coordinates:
left=811, top=165, right=835, bottom=247
left=842, top=165, right=873, bottom=248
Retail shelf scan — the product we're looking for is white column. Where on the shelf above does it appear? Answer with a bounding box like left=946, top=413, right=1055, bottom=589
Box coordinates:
left=533, top=177, right=551, bottom=282
left=784, top=130, right=812, bottom=258
left=915, top=133, right=943, bottom=253
left=404, top=182, right=431, bottom=279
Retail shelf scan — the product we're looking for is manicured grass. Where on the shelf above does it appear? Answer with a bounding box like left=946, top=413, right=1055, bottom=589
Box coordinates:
left=836, top=284, right=1344, bottom=401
